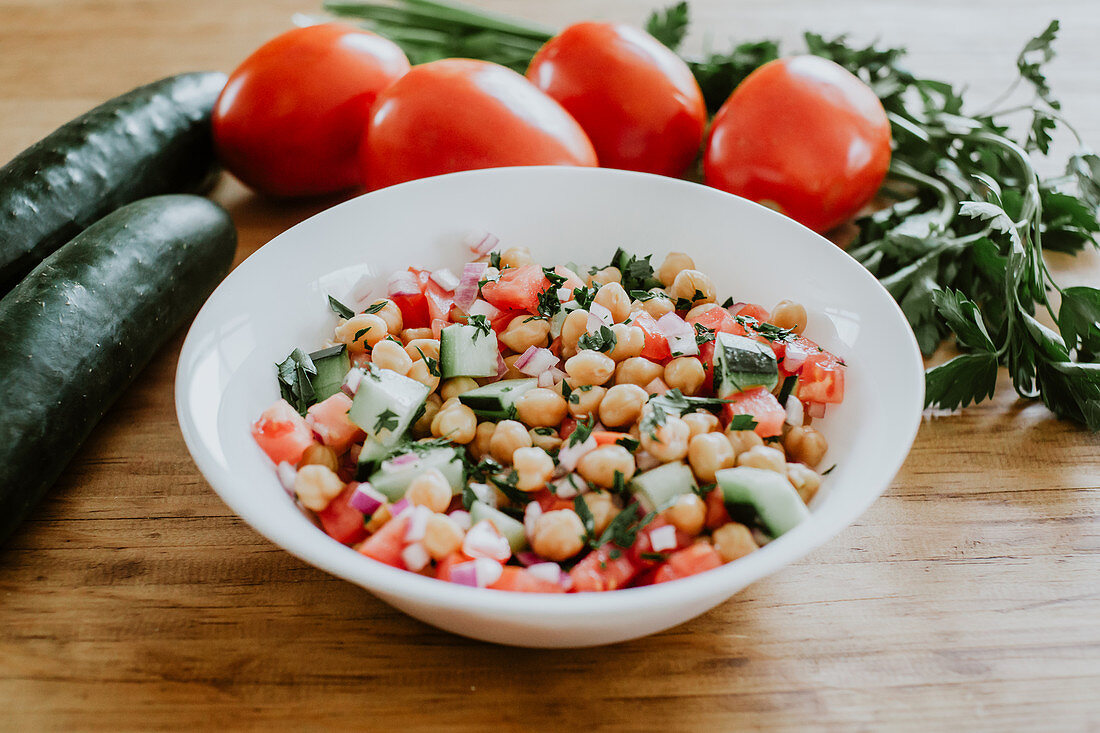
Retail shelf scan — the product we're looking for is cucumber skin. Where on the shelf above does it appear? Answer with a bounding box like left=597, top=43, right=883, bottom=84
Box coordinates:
left=0, top=72, right=227, bottom=293
left=0, top=195, right=236, bottom=543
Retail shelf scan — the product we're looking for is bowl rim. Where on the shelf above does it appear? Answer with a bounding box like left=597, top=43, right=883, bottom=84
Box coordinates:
left=175, top=165, right=924, bottom=617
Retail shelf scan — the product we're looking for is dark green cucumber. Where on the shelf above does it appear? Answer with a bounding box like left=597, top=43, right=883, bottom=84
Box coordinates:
left=0, top=195, right=236, bottom=543
left=0, top=72, right=227, bottom=293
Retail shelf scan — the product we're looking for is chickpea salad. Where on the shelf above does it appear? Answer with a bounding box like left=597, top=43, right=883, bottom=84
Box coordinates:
left=251, top=237, right=847, bottom=593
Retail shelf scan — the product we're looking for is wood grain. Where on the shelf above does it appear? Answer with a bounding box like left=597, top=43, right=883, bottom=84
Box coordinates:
left=1, top=1, right=1098, bottom=730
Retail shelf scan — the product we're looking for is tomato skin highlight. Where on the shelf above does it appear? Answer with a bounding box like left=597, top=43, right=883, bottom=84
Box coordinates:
left=704, top=55, right=891, bottom=233
left=251, top=399, right=315, bottom=465
left=798, top=351, right=846, bottom=403
left=723, top=386, right=787, bottom=438
left=480, top=264, right=551, bottom=313
left=359, top=514, right=411, bottom=569
left=652, top=543, right=724, bottom=583
left=361, top=59, right=598, bottom=190
left=317, top=485, right=368, bottom=545
left=489, top=567, right=565, bottom=593
left=213, top=24, right=410, bottom=197
left=526, top=22, right=706, bottom=176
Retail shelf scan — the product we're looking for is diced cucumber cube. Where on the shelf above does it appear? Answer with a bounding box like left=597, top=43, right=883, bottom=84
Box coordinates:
left=347, top=365, right=429, bottom=447
left=440, top=323, right=499, bottom=379
left=630, top=462, right=697, bottom=512
left=715, top=466, right=808, bottom=537
left=367, top=446, right=465, bottom=501
left=469, top=501, right=528, bottom=553
left=458, top=378, right=537, bottom=418
left=714, top=332, right=779, bottom=397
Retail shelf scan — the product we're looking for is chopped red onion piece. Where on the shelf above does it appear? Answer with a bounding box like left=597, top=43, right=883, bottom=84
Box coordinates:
left=380, top=451, right=418, bottom=473
left=463, top=520, right=511, bottom=561
left=728, top=302, right=747, bottom=316
left=454, top=262, right=487, bottom=310
left=474, top=557, right=503, bottom=587
left=341, top=367, right=364, bottom=397
left=807, top=401, right=827, bottom=419
left=464, top=231, right=500, bottom=255
left=387, top=270, right=420, bottom=297
left=404, top=505, right=432, bottom=542
left=450, top=561, right=478, bottom=587
left=390, top=498, right=411, bottom=517
left=556, top=287, right=572, bottom=302
left=523, top=501, right=543, bottom=540
left=783, top=341, right=810, bottom=372
left=656, top=312, right=699, bottom=356
left=559, top=574, right=574, bottom=592
left=526, top=562, right=562, bottom=584
left=537, top=370, right=556, bottom=388
left=515, top=551, right=541, bottom=567
left=551, top=474, right=581, bottom=499
left=635, top=451, right=661, bottom=471
left=556, top=434, right=597, bottom=472
left=495, top=350, right=508, bottom=379
left=401, top=542, right=430, bottom=572
left=448, top=509, right=472, bottom=531
left=275, top=462, right=297, bottom=494
left=645, top=377, right=670, bottom=396
left=431, top=318, right=447, bottom=340
left=588, top=302, right=613, bottom=330
left=515, top=346, right=558, bottom=376
left=784, top=395, right=804, bottom=426
left=348, top=273, right=375, bottom=306
left=349, top=482, right=385, bottom=515
left=430, top=267, right=460, bottom=292
left=468, top=483, right=493, bottom=505
left=649, top=525, right=677, bottom=552
left=467, top=298, right=500, bottom=320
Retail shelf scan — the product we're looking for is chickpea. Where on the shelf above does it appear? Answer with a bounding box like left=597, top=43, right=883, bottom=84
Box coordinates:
left=576, top=445, right=636, bottom=489
left=587, top=266, right=621, bottom=287
left=299, top=443, right=338, bottom=471
left=566, top=384, right=606, bottom=419
left=529, top=427, right=562, bottom=453
left=500, top=245, right=533, bottom=268
left=489, top=420, right=532, bottom=464
left=502, top=353, right=525, bottom=380
left=641, top=415, right=690, bottom=463
left=787, top=463, right=822, bottom=504
left=371, top=338, right=413, bottom=375
left=531, top=509, right=586, bottom=561
left=664, top=357, right=706, bottom=395
left=499, top=315, right=551, bottom=353
left=335, top=313, right=388, bottom=352
left=294, top=464, right=345, bottom=511
left=560, top=309, right=589, bottom=359
left=401, top=327, right=433, bottom=344
left=366, top=298, right=403, bottom=334
left=599, top=383, right=648, bottom=428
left=665, top=493, right=706, bottom=536
left=405, top=468, right=452, bottom=512
left=515, top=387, right=569, bottom=427
left=713, top=522, right=758, bottom=562
left=771, top=300, right=808, bottom=335
left=685, top=302, right=720, bottom=321
left=725, top=429, right=764, bottom=458
left=412, top=393, right=442, bottom=437
left=594, top=282, right=631, bottom=323
left=615, top=356, right=664, bottom=388
left=404, top=337, right=441, bottom=362
left=513, top=446, right=555, bottom=491
left=687, top=432, right=735, bottom=483
left=737, top=445, right=787, bottom=474
left=657, top=251, right=696, bottom=287
left=580, top=492, right=619, bottom=535
left=607, top=323, right=645, bottom=361
left=636, top=290, right=674, bottom=319
left=470, top=421, right=496, bottom=459
left=441, top=376, right=479, bottom=402
left=565, top=350, right=616, bottom=386
left=682, top=411, right=720, bottom=438
left=430, top=402, right=476, bottom=444
left=784, top=425, right=828, bottom=467
left=669, top=269, right=716, bottom=305
left=407, top=358, right=441, bottom=392
left=422, top=513, right=465, bottom=561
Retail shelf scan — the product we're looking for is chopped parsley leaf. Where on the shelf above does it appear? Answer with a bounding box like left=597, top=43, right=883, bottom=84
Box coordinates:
left=467, top=314, right=492, bottom=341
left=577, top=325, right=617, bottom=353
left=328, top=296, right=355, bottom=320
left=694, top=322, right=716, bottom=345
left=488, top=251, right=501, bottom=269
left=373, top=408, right=400, bottom=434
left=726, top=413, right=759, bottom=431
left=568, top=415, right=596, bottom=447
left=414, top=346, right=441, bottom=377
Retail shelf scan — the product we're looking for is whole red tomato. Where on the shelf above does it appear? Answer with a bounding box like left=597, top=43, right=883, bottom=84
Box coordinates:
left=526, top=22, right=706, bottom=177
left=360, top=59, right=597, bottom=190
left=213, top=23, right=410, bottom=197
left=704, top=55, right=892, bottom=233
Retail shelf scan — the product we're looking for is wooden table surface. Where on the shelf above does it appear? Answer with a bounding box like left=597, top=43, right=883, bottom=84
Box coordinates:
left=2, top=0, right=1099, bottom=730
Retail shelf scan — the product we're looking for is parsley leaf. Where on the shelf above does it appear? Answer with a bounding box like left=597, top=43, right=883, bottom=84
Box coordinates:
left=275, top=348, right=317, bottom=416
left=925, top=353, right=999, bottom=410
left=572, top=286, right=597, bottom=310
left=373, top=408, right=400, bottom=434
left=362, top=300, right=387, bottom=315
left=726, top=413, right=758, bottom=431
left=574, top=495, right=597, bottom=543
left=577, top=325, right=617, bottom=353
left=694, top=322, right=716, bottom=346
left=328, top=296, right=355, bottom=320
left=488, top=251, right=501, bottom=269
left=609, top=247, right=661, bottom=292
left=414, top=346, right=441, bottom=377
left=467, top=314, right=492, bottom=341
left=568, top=415, right=596, bottom=447
left=615, top=436, right=641, bottom=452
left=644, top=1, right=688, bottom=51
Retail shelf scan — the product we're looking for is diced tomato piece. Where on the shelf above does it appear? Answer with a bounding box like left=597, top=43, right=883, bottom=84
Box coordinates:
left=316, top=485, right=368, bottom=545
left=490, top=308, right=522, bottom=333
left=631, top=310, right=671, bottom=362
left=799, top=351, right=846, bottom=404
left=389, top=267, right=431, bottom=330
left=687, top=306, right=746, bottom=336
left=629, top=517, right=693, bottom=569
left=698, top=340, right=716, bottom=393
left=480, top=264, right=549, bottom=312
left=424, top=278, right=455, bottom=323
left=305, top=392, right=363, bottom=454
left=435, top=551, right=473, bottom=581
left=553, top=265, right=585, bottom=292
left=251, top=399, right=315, bottom=465
left=652, top=543, right=724, bottom=583
left=723, top=386, right=786, bottom=437
left=431, top=318, right=447, bottom=339
left=531, top=489, right=574, bottom=513
left=591, top=431, right=629, bottom=446
left=558, top=417, right=578, bottom=442
left=704, top=487, right=731, bottom=530
left=489, top=567, right=565, bottom=593
left=731, top=302, right=770, bottom=322
left=569, top=545, right=640, bottom=592
left=359, top=513, right=411, bottom=569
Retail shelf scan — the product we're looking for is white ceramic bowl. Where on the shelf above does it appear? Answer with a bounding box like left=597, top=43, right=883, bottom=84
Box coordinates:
left=175, top=166, right=923, bottom=647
